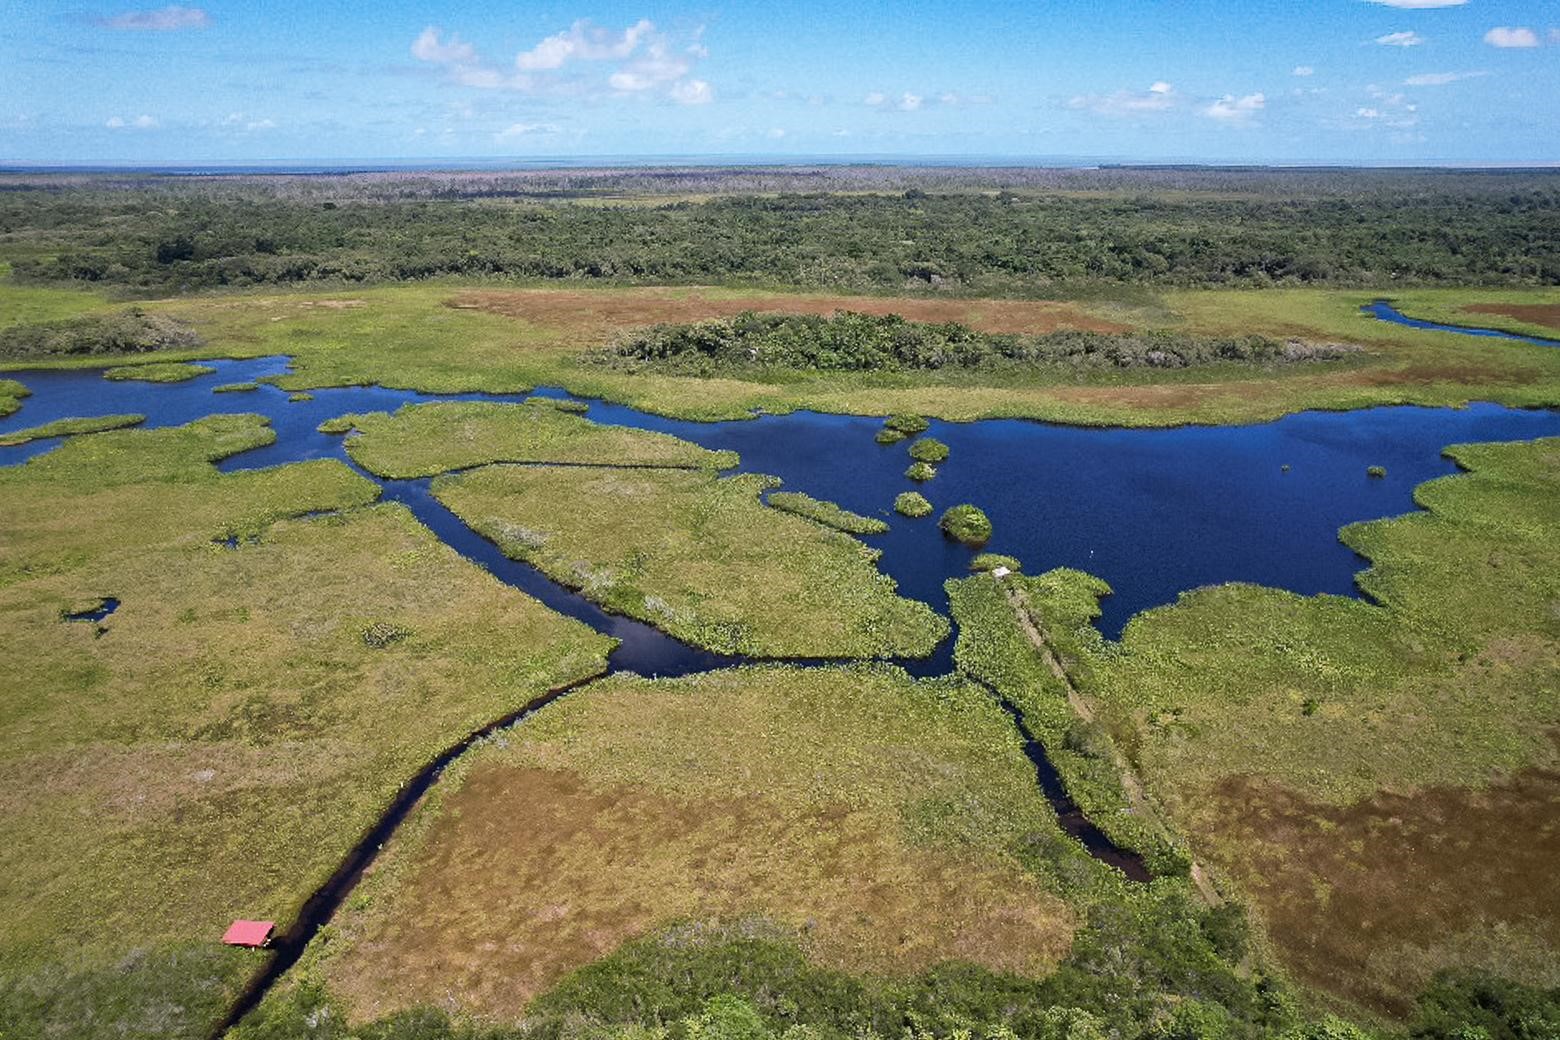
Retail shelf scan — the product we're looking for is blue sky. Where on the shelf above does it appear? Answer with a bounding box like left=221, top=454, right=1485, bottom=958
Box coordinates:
left=2, top=1, right=1557, bottom=164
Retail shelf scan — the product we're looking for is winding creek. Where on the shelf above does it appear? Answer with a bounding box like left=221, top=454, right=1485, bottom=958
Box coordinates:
left=5, top=327, right=1560, bottom=1031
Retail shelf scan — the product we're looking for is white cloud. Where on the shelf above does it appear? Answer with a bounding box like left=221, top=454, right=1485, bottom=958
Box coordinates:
left=412, top=27, right=477, bottom=65
left=100, top=5, right=208, bottom=30
left=246, top=118, right=275, bottom=131
left=1203, top=93, right=1265, bottom=123
left=1292, top=66, right=1315, bottom=77
left=767, top=127, right=787, bottom=139
left=411, top=19, right=711, bottom=104
left=516, top=19, right=653, bottom=70
left=1068, top=83, right=1177, bottom=116
left=1484, top=27, right=1540, bottom=48
left=105, top=114, right=158, bottom=129
left=863, top=91, right=887, bottom=107
left=495, top=122, right=561, bottom=139
left=1404, top=70, right=1488, bottom=85
left=670, top=79, right=713, bottom=105
left=1375, top=31, right=1425, bottom=47
left=1365, top=0, right=1465, bottom=7
left=898, top=92, right=923, bottom=111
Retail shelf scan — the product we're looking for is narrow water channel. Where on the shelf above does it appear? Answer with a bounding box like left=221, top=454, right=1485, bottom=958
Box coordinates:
left=1363, top=300, right=1560, bottom=348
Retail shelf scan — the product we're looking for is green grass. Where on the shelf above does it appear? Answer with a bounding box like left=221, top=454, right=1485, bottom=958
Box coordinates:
left=0, top=413, right=145, bottom=446
left=970, top=553, right=1022, bottom=573
left=213, top=381, right=260, bottom=393
left=946, top=570, right=1187, bottom=874
left=766, top=490, right=888, bottom=534
left=102, top=361, right=215, bottom=383
left=1386, top=287, right=1560, bottom=340
left=433, top=465, right=947, bottom=657
left=1, top=377, right=32, bottom=418
left=324, top=400, right=737, bottom=479
left=895, top=491, right=933, bottom=517
left=0, top=271, right=112, bottom=330
left=939, top=504, right=992, bottom=544
left=0, top=416, right=614, bottom=1039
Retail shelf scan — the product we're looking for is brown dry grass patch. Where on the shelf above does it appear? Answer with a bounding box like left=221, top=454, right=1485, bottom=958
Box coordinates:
left=328, top=765, right=1072, bottom=1024
left=1463, top=303, right=1560, bottom=332
left=446, top=287, right=1128, bottom=343
left=1203, top=765, right=1560, bottom=1017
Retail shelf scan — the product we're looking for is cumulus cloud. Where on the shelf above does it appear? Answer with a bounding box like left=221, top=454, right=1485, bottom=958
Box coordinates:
left=1364, top=0, right=1465, bottom=7
left=1293, top=66, right=1315, bottom=77
left=1067, top=82, right=1177, bottom=116
left=412, top=27, right=477, bottom=64
left=105, top=114, right=158, bottom=129
left=1484, top=27, right=1539, bottom=48
left=411, top=19, right=712, bottom=104
left=1404, top=70, right=1488, bottom=85
left=517, top=19, right=653, bottom=69
left=1375, top=31, right=1425, bottom=47
left=1203, top=93, right=1265, bottom=123
left=99, top=5, right=209, bottom=30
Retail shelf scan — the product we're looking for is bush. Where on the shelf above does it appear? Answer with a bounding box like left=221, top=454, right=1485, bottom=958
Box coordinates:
left=970, top=553, right=1021, bottom=573
left=905, top=462, right=937, bottom=482
left=895, top=492, right=933, bottom=518
left=1367, top=465, right=1387, bottom=478
left=0, top=309, right=201, bottom=361
left=767, top=491, right=888, bottom=535
left=1410, top=970, right=1560, bottom=1040
left=908, top=438, right=950, bottom=464
left=884, top=414, right=930, bottom=435
left=940, top=504, right=992, bottom=544
left=875, top=428, right=909, bottom=445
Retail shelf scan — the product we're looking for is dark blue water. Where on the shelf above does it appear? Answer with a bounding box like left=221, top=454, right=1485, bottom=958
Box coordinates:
left=1363, top=300, right=1560, bottom=347
left=6, top=357, right=1560, bottom=654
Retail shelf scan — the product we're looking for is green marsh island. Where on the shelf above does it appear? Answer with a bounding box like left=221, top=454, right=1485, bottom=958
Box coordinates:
left=0, top=158, right=1558, bottom=1040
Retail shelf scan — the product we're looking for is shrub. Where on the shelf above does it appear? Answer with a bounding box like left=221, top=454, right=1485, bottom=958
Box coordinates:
left=905, top=462, right=937, bottom=482
left=939, top=504, right=992, bottom=544
left=884, top=414, right=930, bottom=435
left=895, top=492, right=933, bottom=518
left=0, top=308, right=201, bottom=361
left=908, top=438, right=950, bottom=464
left=970, top=553, right=1021, bottom=573
left=1367, top=465, right=1387, bottom=478
left=875, top=428, right=909, bottom=445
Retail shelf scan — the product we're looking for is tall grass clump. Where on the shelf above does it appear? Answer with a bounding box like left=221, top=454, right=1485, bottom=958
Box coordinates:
left=894, top=492, right=933, bottom=518
left=939, top=504, right=991, bottom=544
left=908, top=438, right=949, bottom=464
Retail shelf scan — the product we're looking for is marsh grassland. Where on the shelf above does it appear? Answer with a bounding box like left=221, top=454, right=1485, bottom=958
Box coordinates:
left=1018, top=437, right=1560, bottom=1015
left=239, top=665, right=1283, bottom=1040
left=433, top=465, right=946, bottom=657
left=2, top=169, right=1559, bottom=1040
left=323, top=399, right=737, bottom=479
left=0, top=419, right=612, bottom=1039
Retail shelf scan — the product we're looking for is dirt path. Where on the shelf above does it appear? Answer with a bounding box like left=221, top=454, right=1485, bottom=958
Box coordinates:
left=1002, top=583, right=1222, bottom=907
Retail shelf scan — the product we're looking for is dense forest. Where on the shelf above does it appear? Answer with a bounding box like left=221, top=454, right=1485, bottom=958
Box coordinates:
left=2, top=167, right=1557, bottom=294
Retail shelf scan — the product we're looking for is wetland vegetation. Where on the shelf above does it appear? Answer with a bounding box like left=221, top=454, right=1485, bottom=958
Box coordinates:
left=433, top=465, right=946, bottom=657
left=1, top=165, right=1557, bottom=1040
left=321, top=400, right=737, bottom=479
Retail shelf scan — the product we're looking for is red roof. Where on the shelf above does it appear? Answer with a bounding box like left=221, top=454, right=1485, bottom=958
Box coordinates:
left=222, top=919, right=275, bottom=947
